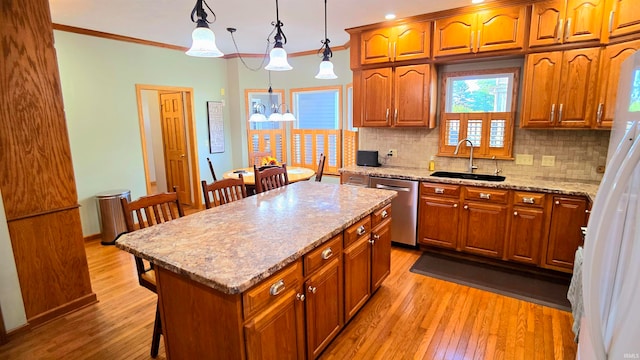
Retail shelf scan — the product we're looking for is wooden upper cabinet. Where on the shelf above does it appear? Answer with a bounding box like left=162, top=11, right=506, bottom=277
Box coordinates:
left=433, top=5, right=527, bottom=57
left=602, top=0, right=640, bottom=42
left=521, top=48, right=600, bottom=128
left=596, top=40, right=640, bottom=128
left=360, top=22, right=431, bottom=65
left=361, top=68, right=393, bottom=127
left=529, top=0, right=605, bottom=48
left=394, top=64, right=434, bottom=127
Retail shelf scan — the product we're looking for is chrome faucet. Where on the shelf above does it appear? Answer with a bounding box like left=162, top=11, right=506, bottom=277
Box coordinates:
left=454, top=138, right=477, bottom=173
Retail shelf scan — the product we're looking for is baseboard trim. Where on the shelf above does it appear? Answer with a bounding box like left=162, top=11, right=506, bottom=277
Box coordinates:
left=5, top=323, right=31, bottom=342
left=84, top=233, right=101, bottom=242
left=27, top=293, right=98, bottom=329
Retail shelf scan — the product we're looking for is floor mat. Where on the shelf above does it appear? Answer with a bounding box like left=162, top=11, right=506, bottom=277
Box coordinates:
left=410, top=252, right=572, bottom=311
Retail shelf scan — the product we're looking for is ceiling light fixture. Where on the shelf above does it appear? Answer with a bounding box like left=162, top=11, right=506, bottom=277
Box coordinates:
left=315, top=0, right=337, bottom=80
left=471, top=0, right=485, bottom=4
left=385, top=13, right=396, bottom=20
left=186, top=0, right=224, bottom=57
left=249, top=103, right=268, bottom=122
left=265, top=0, right=293, bottom=71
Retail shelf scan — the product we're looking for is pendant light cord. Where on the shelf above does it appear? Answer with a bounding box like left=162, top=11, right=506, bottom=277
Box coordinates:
left=318, top=0, right=332, bottom=60
left=228, top=27, right=275, bottom=71
left=190, top=0, right=216, bottom=23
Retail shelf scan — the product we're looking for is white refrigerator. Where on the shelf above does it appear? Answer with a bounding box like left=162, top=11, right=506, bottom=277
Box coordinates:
left=579, top=52, right=640, bottom=358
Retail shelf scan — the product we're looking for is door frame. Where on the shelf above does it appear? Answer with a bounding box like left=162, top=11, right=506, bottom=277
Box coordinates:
left=134, top=84, right=202, bottom=209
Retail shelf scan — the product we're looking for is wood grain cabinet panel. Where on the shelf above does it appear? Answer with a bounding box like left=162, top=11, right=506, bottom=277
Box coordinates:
left=393, top=64, right=434, bottom=127
left=544, top=196, right=589, bottom=271
left=507, top=206, right=546, bottom=265
left=529, top=0, right=605, bottom=48
left=371, top=217, right=391, bottom=291
left=434, top=5, right=527, bottom=57
left=343, top=236, right=371, bottom=322
left=418, top=195, right=460, bottom=250
left=361, top=68, right=393, bottom=127
left=360, top=22, right=431, bottom=65
left=521, top=48, right=600, bottom=128
left=459, top=201, right=509, bottom=259
left=602, top=0, right=640, bottom=42
left=595, top=39, right=640, bottom=128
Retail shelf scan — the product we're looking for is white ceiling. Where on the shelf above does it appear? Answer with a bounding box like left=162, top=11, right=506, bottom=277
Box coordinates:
left=48, top=0, right=479, bottom=55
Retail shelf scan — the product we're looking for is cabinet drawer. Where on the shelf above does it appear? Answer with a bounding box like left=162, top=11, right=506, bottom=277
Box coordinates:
left=372, top=204, right=392, bottom=227
left=421, top=183, right=460, bottom=198
left=513, top=191, right=545, bottom=208
left=344, top=216, right=371, bottom=248
left=243, top=260, right=302, bottom=320
left=464, top=187, right=509, bottom=204
left=304, top=234, right=343, bottom=276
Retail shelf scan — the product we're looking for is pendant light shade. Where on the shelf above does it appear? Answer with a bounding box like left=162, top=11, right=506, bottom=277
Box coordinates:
left=249, top=103, right=267, bottom=122
left=315, top=0, right=337, bottom=79
left=186, top=0, right=223, bottom=58
left=265, top=0, right=292, bottom=71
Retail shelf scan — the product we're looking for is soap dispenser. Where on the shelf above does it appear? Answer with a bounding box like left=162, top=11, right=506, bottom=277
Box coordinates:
left=429, top=156, right=436, bottom=171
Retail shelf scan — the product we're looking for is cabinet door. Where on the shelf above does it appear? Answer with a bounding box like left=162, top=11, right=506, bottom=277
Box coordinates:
left=564, top=0, right=605, bottom=43
left=394, top=64, right=432, bottom=127
left=605, top=0, right=640, bottom=40
left=361, top=68, right=393, bottom=127
left=371, top=219, right=391, bottom=292
left=459, top=202, right=508, bottom=258
left=596, top=40, right=640, bottom=128
left=305, top=257, right=343, bottom=359
left=343, top=236, right=371, bottom=322
left=476, top=6, right=528, bottom=53
left=433, top=13, right=476, bottom=57
left=507, top=206, right=546, bottom=265
left=244, top=289, right=305, bottom=360
left=521, top=52, right=563, bottom=128
left=529, top=0, right=565, bottom=47
left=394, top=22, right=431, bottom=61
left=545, top=196, right=588, bottom=271
left=418, top=196, right=460, bottom=250
left=361, top=27, right=393, bottom=65
left=556, top=47, right=600, bottom=128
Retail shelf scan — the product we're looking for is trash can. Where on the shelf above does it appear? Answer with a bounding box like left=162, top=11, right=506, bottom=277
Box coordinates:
left=96, top=189, right=131, bottom=245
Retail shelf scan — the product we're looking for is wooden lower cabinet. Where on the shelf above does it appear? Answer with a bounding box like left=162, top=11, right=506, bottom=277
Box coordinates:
left=245, top=288, right=306, bottom=360
left=418, top=196, right=460, bottom=249
left=459, top=201, right=509, bottom=258
left=544, top=196, right=589, bottom=271
left=343, top=236, right=371, bottom=322
left=371, top=216, right=392, bottom=291
left=507, top=206, right=546, bottom=264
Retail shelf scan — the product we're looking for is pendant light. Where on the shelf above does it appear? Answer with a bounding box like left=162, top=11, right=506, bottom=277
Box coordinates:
left=249, top=103, right=267, bottom=122
left=265, top=0, right=293, bottom=71
left=315, top=0, right=337, bottom=79
left=186, top=0, right=224, bottom=57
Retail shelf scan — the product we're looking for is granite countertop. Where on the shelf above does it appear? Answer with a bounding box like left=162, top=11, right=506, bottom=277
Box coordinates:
left=340, top=165, right=600, bottom=201
left=115, top=181, right=395, bottom=295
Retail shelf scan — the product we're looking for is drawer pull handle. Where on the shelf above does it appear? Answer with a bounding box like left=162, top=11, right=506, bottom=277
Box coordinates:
left=356, top=225, right=366, bottom=236
left=434, top=188, right=445, bottom=194
left=381, top=209, right=389, bottom=218
left=550, top=104, right=556, bottom=122
left=522, top=197, right=535, bottom=204
left=296, top=293, right=305, bottom=302
left=480, top=193, right=491, bottom=199
left=308, top=286, right=317, bottom=294
left=321, top=248, right=333, bottom=260
left=270, top=279, right=285, bottom=296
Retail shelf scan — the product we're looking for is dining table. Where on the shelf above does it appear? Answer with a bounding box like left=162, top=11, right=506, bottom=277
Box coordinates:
left=222, top=166, right=316, bottom=186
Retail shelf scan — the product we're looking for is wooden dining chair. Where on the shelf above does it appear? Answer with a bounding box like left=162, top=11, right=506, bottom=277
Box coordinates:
left=251, top=151, right=271, bottom=167
left=254, top=164, right=289, bottom=194
left=207, top=157, right=218, bottom=181
left=201, top=176, right=248, bottom=209
left=315, top=153, right=326, bottom=182
left=120, top=188, right=184, bottom=358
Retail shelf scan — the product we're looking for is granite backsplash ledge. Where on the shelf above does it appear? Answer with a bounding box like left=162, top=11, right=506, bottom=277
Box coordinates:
left=359, top=127, right=610, bottom=182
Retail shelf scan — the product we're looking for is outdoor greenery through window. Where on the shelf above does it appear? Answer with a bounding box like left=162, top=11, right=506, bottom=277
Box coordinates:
left=439, top=68, right=519, bottom=160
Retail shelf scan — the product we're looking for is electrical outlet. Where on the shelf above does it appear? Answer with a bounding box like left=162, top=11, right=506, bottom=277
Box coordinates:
left=541, top=155, right=555, bottom=167
left=515, top=154, right=534, bottom=165
left=387, top=149, right=397, bottom=157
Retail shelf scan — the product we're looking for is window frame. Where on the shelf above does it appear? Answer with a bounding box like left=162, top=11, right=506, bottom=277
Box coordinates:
left=438, top=68, right=519, bottom=160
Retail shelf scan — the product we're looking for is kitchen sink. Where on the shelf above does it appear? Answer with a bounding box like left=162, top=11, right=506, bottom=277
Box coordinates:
left=430, top=171, right=506, bottom=182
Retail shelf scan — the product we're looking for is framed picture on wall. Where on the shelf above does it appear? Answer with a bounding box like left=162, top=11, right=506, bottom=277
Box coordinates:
left=207, top=101, right=224, bottom=153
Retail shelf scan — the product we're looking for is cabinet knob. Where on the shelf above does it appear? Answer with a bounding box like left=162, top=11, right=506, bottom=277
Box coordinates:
left=555, top=200, right=560, bottom=205
left=321, top=247, right=333, bottom=260
left=381, top=209, right=388, bottom=218
left=513, top=211, right=518, bottom=216
left=453, top=203, right=458, bottom=208
left=372, top=233, right=380, bottom=240
left=585, top=209, right=591, bottom=214
left=356, top=225, right=366, bottom=236
left=308, top=286, right=317, bottom=294
left=296, top=293, right=305, bottom=302
left=463, top=205, right=469, bottom=210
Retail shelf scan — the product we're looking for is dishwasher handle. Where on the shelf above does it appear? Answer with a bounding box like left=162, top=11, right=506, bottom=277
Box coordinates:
left=375, top=184, right=411, bottom=192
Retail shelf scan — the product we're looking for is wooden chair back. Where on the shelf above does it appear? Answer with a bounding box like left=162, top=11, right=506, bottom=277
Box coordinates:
left=254, top=164, right=289, bottom=194
left=201, top=176, right=248, bottom=209
left=251, top=151, right=271, bottom=167
left=120, top=189, right=184, bottom=292
left=315, top=153, right=326, bottom=182
left=207, top=157, right=218, bottom=181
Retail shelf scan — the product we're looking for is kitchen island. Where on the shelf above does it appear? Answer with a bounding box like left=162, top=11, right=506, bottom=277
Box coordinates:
left=116, top=181, right=396, bottom=359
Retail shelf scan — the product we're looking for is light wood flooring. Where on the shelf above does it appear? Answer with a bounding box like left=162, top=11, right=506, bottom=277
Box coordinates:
left=0, top=240, right=577, bottom=359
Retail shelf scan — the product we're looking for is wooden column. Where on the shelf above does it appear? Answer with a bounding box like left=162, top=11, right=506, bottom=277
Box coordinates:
left=0, top=0, right=96, bottom=327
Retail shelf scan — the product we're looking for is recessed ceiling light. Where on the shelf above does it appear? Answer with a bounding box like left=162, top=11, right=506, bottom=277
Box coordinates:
left=385, top=13, right=396, bottom=20
left=472, top=0, right=485, bottom=3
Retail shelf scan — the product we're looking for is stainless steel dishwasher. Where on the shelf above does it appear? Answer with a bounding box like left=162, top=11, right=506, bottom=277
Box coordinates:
left=369, top=177, right=418, bottom=247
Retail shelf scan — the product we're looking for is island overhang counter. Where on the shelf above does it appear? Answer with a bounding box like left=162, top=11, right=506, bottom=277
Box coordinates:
left=116, top=181, right=396, bottom=359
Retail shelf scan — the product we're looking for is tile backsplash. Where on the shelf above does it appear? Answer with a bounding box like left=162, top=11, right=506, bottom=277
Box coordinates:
left=359, top=127, right=610, bottom=182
